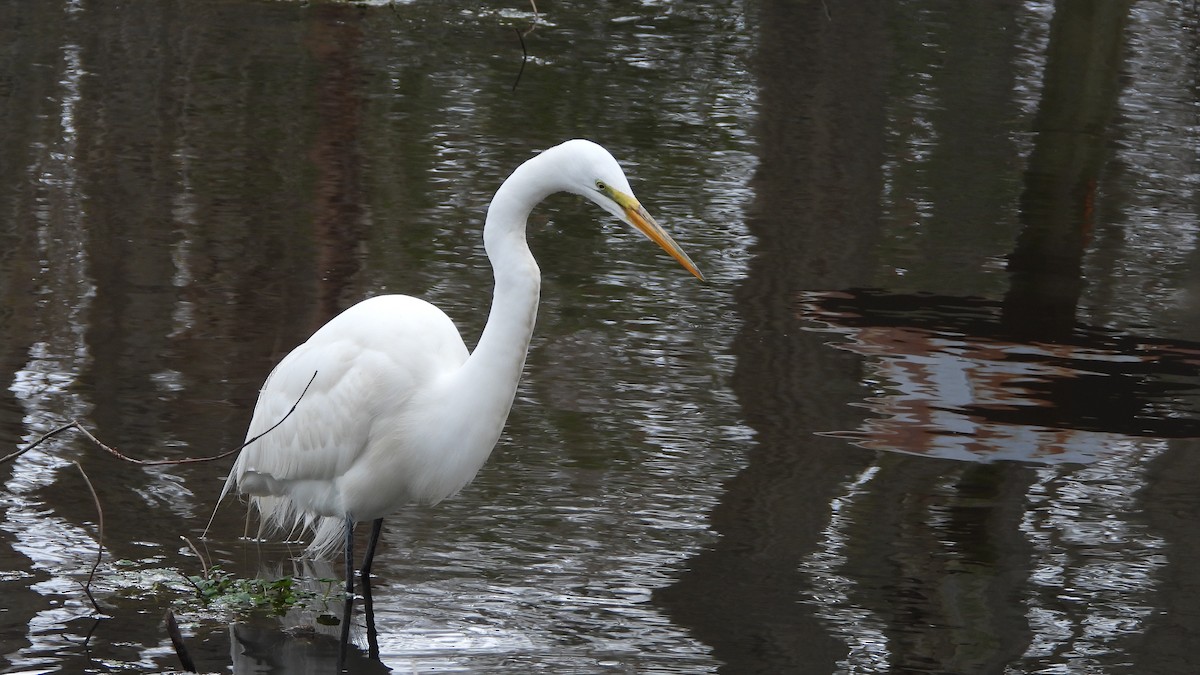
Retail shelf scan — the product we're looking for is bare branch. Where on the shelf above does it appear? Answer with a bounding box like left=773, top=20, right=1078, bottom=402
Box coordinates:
left=512, top=28, right=529, bottom=92
left=0, top=371, right=318, bottom=467
left=511, top=0, right=540, bottom=92
left=0, top=421, right=79, bottom=464
left=74, top=461, right=103, bottom=613
left=180, top=536, right=210, bottom=579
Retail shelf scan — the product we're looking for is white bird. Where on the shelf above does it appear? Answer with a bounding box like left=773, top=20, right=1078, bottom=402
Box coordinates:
left=214, top=139, right=702, bottom=599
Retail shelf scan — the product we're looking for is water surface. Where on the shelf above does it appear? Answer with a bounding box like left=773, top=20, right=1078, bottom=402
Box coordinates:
left=2, top=0, right=1199, bottom=673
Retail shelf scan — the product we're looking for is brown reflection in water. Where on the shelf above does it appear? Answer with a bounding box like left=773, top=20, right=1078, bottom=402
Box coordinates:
left=308, top=5, right=368, bottom=329
left=798, top=290, right=1200, bottom=463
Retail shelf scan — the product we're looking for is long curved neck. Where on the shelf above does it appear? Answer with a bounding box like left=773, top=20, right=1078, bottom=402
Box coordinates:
left=444, top=160, right=550, bottom=439
left=472, top=176, right=544, bottom=390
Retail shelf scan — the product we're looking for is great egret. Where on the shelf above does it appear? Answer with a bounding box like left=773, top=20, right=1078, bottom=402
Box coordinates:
left=216, top=139, right=702, bottom=599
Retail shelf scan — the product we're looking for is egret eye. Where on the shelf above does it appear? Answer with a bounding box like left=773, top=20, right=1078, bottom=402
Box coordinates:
left=595, top=180, right=607, bottom=191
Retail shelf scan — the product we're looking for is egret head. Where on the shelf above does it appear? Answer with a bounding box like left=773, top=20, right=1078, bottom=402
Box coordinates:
left=547, top=139, right=704, bottom=281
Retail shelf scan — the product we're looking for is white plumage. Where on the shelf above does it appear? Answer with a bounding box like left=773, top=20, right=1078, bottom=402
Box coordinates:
left=228, top=295, right=475, bottom=554
left=215, top=139, right=702, bottom=583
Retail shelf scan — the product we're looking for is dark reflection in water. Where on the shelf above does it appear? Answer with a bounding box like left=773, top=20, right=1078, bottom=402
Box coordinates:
left=1003, top=1, right=1129, bottom=340
left=661, top=1, right=1200, bottom=674
left=4, top=0, right=1200, bottom=673
left=658, top=0, right=890, bottom=671
left=230, top=621, right=388, bottom=675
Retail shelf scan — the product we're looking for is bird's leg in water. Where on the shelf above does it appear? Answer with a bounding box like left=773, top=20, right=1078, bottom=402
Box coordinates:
left=338, top=595, right=352, bottom=671
left=362, top=565, right=380, bottom=660
left=339, top=515, right=356, bottom=663
left=360, top=518, right=384, bottom=581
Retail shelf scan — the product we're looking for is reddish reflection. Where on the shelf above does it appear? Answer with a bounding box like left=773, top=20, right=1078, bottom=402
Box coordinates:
left=799, top=289, right=1200, bottom=463
left=308, top=4, right=368, bottom=328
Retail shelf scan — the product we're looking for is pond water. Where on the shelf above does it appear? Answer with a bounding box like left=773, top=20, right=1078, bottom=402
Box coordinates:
left=2, top=0, right=1199, bottom=673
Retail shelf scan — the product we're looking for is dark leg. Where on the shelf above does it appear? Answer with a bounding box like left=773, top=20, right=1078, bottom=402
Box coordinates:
left=362, top=567, right=379, bottom=660
left=360, top=518, right=384, bottom=581
left=338, top=516, right=356, bottom=668
left=342, top=515, right=357, bottom=598
left=358, top=519, right=383, bottom=662
left=338, top=594, right=353, bottom=673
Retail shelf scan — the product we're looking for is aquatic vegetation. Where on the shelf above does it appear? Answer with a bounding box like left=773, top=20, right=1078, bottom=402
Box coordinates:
left=185, top=565, right=342, bottom=620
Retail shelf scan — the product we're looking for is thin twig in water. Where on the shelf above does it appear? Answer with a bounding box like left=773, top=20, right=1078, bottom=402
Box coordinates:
left=74, top=461, right=103, bottom=613
left=0, top=371, right=318, bottom=467
left=0, top=421, right=77, bottom=464
left=511, top=0, right=540, bottom=91
left=179, top=570, right=206, bottom=597
left=512, top=28, right=528, bottom=92
left=180, top=536, right=210, bottom=578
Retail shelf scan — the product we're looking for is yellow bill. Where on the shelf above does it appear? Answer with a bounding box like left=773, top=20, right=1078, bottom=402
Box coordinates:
left=613, top=191, right=704, bottom=281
